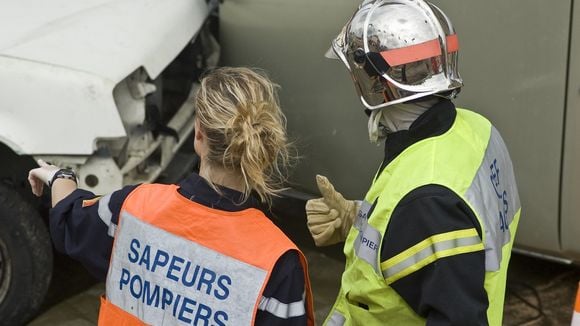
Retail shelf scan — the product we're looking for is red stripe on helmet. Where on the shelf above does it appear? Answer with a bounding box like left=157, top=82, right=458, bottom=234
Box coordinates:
left=380, top=39, right=441, bottom=66
left=380, top=34, right=459, bottom=66
left=446, top=34, right=459, bottom=53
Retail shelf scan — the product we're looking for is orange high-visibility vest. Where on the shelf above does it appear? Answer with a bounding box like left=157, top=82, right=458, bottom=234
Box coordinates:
left=98, top=183, right=314, bottom=326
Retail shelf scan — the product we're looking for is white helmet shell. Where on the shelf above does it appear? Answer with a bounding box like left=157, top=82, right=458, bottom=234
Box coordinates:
left=330, top=0, right=462, bottom=110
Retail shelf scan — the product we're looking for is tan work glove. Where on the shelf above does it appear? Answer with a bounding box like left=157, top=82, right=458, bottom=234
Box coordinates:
left=306, top=175, right=359, bottom=246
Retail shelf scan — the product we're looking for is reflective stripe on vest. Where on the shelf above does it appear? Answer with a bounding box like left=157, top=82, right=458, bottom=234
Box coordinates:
left=465, top=126, right=521, bottom=272
left=352, top=200, right=380, bottom=273
left=327, top=310, right=346, bottom=326
left=381, top=228, right=484, bottom=284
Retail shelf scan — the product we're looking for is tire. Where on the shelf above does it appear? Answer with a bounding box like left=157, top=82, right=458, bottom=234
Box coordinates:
left=0, top=184, right=53, bottom=326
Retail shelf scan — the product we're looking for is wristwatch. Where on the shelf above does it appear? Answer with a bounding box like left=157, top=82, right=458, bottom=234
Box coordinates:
left=48, top=169, right=78, bottom=187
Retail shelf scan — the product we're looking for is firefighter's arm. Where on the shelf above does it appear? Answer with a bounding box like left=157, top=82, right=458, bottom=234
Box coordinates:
left=48, top=185, right=137, bottom=280
left=381, top=185, right=488, bottom=326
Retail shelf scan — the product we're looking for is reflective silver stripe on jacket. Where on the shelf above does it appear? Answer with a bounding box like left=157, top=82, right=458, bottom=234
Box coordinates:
left=353, top=201, right=381, bottom=273
left=107, top=211, right=268, bottom=325
left=382, top=233, right=482, bottom=279
left=97, top=194, right=116, bottom=237
left=464, top=126, right=520, bottom=271
left=258, top=292, right=305, bottom=319
left=326, top=310, right=346, bottom=326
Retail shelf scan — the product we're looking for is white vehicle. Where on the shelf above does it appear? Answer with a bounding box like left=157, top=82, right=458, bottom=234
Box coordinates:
left=0, top=0, right=219, bottom=324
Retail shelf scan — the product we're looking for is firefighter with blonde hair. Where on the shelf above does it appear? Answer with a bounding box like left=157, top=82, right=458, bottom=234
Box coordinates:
left=30, top=67, right=314, bottom=326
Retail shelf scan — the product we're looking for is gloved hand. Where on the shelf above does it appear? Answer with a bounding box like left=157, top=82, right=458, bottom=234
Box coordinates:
left=306, top=175, right=359, bottom=246
left=28, top=159, right=60, bottom=197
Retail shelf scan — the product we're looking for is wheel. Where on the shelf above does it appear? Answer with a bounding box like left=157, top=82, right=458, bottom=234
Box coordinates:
left=0, top=184, right=53, bottom=326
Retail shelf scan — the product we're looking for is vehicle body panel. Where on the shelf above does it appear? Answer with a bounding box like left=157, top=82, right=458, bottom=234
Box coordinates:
left=221, top=0, right=577, bottom=261
left=0, top=0, right=208, bottom=80
left=0, top=0, right=209, bottom=155
left=561, top=2, right=580, bottom=258
left=0, top=56, right=123, bottom=155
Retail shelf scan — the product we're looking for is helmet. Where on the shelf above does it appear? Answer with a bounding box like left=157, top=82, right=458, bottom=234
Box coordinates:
left=329, top=0, right=462, bottom=110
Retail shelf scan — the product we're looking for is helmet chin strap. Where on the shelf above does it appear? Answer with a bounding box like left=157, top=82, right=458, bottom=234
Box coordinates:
left=368, top=97, right=440, bottom=143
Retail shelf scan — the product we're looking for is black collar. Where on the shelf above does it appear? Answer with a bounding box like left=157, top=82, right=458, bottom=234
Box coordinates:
left=176, top=172, right=259, bottom=212
left=377, top=99, right=457, bottom=174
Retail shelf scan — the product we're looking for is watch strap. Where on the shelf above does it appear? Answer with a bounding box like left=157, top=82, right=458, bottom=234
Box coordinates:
left=48, top=169, right=78, bottom=187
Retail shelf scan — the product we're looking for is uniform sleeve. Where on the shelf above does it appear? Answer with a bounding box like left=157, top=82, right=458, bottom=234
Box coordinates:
left=49, top=185, right=138, bottom=280
left=380, top=185, right=489, bottom=326
left=254, top=250, right=308, bottom=326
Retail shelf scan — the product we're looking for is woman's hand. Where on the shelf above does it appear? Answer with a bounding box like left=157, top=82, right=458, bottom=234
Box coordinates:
left=28, top=159, right=60, bottom=197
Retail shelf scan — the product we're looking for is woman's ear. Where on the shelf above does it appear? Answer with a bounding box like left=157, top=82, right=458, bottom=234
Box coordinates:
left=194, top=118, right=206, bottom=157
left=195, top=127, right=203, bottom=141
left=194, top=118, right=204, bottom=141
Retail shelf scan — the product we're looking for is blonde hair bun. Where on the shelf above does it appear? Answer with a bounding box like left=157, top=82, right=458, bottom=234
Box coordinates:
left=195, top=67, right=293, bottom=204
